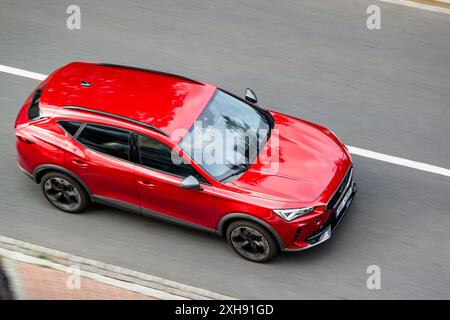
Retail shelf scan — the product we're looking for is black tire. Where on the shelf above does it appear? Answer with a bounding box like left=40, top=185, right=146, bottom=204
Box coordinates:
left=40, top=172, right=89, bottom=213
left=226, top=220, right=278, bottom=263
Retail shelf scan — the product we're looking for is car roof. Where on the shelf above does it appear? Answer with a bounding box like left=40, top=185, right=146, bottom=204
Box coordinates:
left=42, top=62, right=217, bottom=137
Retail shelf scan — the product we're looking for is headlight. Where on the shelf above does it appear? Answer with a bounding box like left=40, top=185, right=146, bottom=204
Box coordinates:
left=273, top=207, right=315, bottom=221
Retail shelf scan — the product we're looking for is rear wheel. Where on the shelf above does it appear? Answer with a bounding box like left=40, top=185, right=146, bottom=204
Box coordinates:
left=40, top=172, right=89, bottom=213
left=226, top=220, right=278, bottom=262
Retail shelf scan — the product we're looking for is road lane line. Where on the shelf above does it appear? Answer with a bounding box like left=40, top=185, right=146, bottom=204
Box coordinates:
left=347, top=146, right=450, bottom=177
left=0, top=64, right=47, bottom=81
left=379, top=0, right=450, bottom=14
left=1, top=64, right=449, bottom=178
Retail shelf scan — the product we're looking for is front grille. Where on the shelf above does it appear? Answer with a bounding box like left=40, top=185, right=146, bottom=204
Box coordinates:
left=305, top=166, right=356, bottom=244
left=326, top=165, right=353, bottom=210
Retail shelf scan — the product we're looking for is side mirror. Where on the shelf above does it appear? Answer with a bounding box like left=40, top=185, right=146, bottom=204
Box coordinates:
left=245, top=88, right=258, bottom=104
left=179, top=175, right=203, bottom=190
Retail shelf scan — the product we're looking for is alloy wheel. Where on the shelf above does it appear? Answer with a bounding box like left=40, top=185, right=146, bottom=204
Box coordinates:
left=230, top=226, right=270, bottom=261
left=44, top=177, right=82, bottom=211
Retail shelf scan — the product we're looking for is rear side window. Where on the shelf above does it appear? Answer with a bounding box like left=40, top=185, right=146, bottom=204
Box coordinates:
left=59, top=121, right=83, bottom=136
left=76, top=124, right=131, bottom=161
left=28, top=86, right=44, bottom=120
left=137, top=135, right=202, bottom=180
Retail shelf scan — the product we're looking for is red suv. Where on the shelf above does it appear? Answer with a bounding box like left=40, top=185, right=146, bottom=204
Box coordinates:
left=15, top=62, right=356, bottom=262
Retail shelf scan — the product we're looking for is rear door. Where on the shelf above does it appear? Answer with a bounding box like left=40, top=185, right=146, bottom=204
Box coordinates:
left=61, top=122, right=139, bottom=208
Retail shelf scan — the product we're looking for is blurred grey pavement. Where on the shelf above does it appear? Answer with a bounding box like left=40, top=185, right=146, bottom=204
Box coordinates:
left=0, top=0, right=449, bottom=299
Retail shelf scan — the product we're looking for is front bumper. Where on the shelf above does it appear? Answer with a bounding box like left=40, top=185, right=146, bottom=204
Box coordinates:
left=283, top=178, right=357, bottom=252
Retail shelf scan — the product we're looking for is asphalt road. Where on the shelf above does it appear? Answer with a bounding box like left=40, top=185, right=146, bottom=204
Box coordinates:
left=1, top=0, right=449, bottom=299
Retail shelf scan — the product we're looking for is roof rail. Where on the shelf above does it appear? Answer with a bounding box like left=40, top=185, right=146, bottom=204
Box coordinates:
left=96, top=63, right=204, bottom=85
left=61, top=106, right=169, bottom=137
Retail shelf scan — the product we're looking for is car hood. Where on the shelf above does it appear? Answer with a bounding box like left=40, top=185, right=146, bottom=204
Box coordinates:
left=227, top=111, right=346, bottom=204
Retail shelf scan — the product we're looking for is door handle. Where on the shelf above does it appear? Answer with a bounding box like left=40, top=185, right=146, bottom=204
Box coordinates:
left=71, top=159, right=88, bottom=168
left=138, top=180, right=155, bottom=188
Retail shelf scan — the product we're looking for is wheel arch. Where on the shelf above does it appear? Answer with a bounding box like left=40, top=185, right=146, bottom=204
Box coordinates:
left=217, top=213, right=285, bottom=250
left=33, top=164, right=93, bottom=200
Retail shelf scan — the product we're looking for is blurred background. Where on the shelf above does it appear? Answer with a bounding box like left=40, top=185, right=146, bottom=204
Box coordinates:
left=0, top=0, right=449, bottom=299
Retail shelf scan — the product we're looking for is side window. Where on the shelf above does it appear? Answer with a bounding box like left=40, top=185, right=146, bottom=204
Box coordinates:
left=76, top=124, right=131, bottom=161
left=58, top=121, right=83, bottom=136
left=137, top=135, right=202, bottom=180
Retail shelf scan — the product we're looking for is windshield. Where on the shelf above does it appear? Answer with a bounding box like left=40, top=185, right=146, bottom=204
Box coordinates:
left=179, top=90, right=271, bottom=182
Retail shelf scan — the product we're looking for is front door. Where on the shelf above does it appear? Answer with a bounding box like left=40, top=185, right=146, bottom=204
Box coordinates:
left=133, top=134, right=215, bottom=229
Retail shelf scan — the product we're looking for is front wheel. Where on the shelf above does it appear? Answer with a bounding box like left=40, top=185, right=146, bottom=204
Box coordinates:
left=226, top=220, right=278, bottom=262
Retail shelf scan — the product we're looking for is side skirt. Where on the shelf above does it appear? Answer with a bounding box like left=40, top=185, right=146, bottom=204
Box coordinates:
left=92, top=195, right=218, bottom=235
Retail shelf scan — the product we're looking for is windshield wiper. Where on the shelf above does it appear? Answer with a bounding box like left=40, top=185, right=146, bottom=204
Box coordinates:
left=220, top=163, right=251, bottom=182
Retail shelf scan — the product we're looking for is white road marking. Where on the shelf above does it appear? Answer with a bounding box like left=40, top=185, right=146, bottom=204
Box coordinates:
left=379, top=0, right=450, bottom=15
left=347, top=146, right=450, bottom=177
left=1, top=64, right=449, bottom=178
left=0, top=64, right=47, bottom=81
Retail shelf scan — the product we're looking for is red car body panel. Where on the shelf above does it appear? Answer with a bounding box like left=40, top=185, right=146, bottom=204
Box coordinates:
left=64, top=138, right=139, bottom=207
left=229, top=111, right=346, bottom=204
left=16, top=117, right=67, bottom=175
left=134, top=165, right=216, bottom=229
left=15, top=62, right=356, bottom=251
left=40, top=62, right=216, bottom=140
